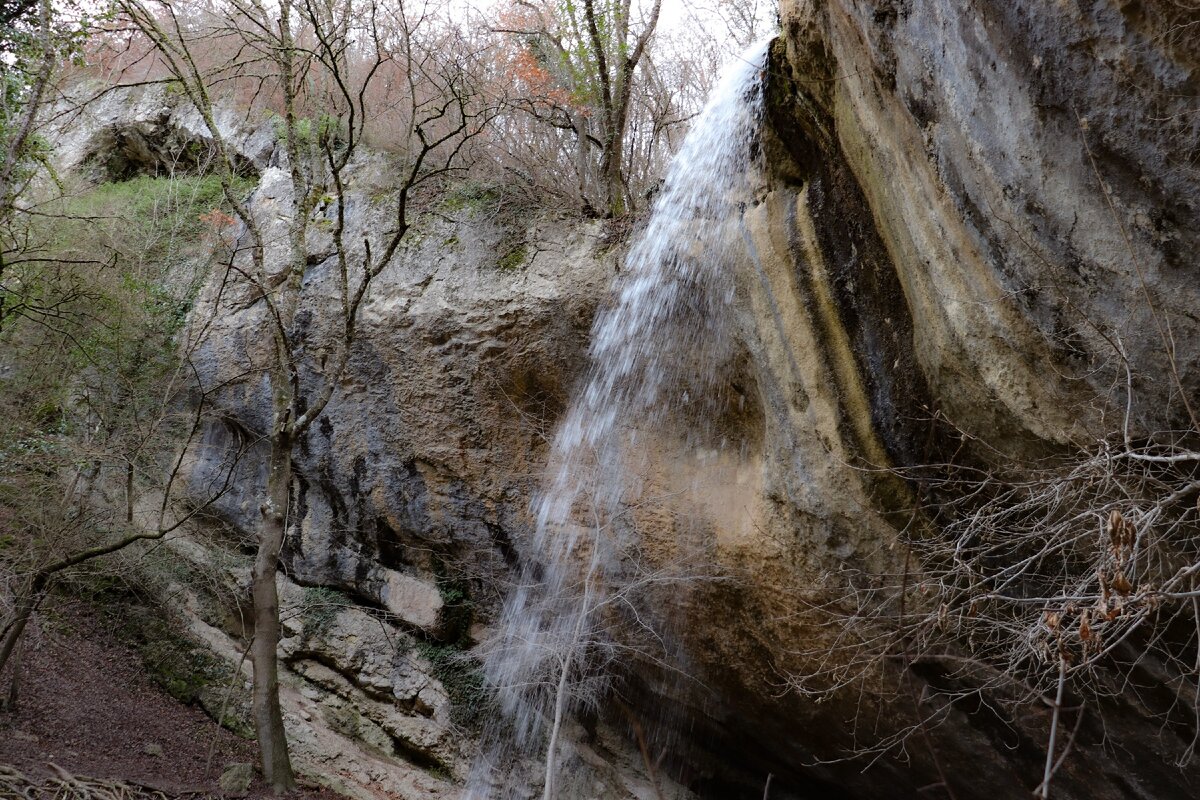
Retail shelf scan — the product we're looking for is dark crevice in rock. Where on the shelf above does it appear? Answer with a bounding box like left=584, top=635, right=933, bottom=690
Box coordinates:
left=764, top=37, right=955, bottom=520
left=82, top=118, right=257, bottom=183
left=612, top=666, right=854, bottom=800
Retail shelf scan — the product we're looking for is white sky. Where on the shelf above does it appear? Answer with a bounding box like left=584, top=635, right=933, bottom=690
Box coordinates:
left=455, top=0, right=773, bottom=50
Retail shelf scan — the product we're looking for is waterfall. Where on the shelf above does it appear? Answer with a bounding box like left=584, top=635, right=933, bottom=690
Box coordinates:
left=468, top=39, right=770, bottom=798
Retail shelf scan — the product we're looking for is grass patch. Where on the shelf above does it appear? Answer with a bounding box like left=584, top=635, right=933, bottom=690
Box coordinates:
left=47, top=174, right=254, bottom=269
left=496, top=243, right=527, bottom=272
left=439, top=181, right=500, bottom=215
left=299, top=585, right=353, bottom=640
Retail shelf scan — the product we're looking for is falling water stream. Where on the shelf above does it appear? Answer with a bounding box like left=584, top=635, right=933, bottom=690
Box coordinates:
left=467, top=40, right=770, bottom=798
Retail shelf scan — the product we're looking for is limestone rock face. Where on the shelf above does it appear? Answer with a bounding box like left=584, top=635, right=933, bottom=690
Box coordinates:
left=46, top=83, right=273, bottom=179
left=171, top=144, right=625, bottom=793
left=184, top=185, right=613, bottom=632
left=657, top=1, right=1200, bottom=798
left=452, top=3, right=1196, bottom=799
left=771, top=0, right=1199, bottom=449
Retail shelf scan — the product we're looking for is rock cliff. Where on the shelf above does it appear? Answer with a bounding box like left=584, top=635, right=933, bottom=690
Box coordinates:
left=49, top=1, right=1200, bottom=797
left=176, top=162, right=625, bottom=795
left=670, top=1, right=1200, bottom=797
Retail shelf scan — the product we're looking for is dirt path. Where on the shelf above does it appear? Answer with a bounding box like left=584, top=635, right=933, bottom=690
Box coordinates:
left=0, top=597, right=336, bottom=798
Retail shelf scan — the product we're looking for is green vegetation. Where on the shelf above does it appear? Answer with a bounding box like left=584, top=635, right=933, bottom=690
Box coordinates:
left=0, top=173, right=254, bottom=463
left=3, top=172, right=253, bottom=345
left=299, top=585, right=352, bottom=640
left=45, top=174, right=252, bottom=269
left=413, top=561, right=490, bottom=729
left=496, top=243, right=528, bottom=272
left=0, top=167, right=257, bottom=713
left=270, top=112, right=345, bottom=152
left=414, top=639, right=490, bottom=731
left=436, top=580, right=474, bottom=645
left=120, top=605, right=241, bottom=711
left=440, top=180, right=501, bottom=214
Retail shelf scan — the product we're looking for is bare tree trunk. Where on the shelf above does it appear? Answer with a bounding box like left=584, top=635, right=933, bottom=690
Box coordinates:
left=116, top=3, right=490, bottom=786
left=4, top=634, right=24, bottom=711
left=592, top=0, right=660, bottom=217
left=250, top=440, right=297, bottom=791
left=573, top=112, right=592, bottom=215
left=542, top=645, right=574, bottom=800
left=601, top=137, right=627, bottom=217
left=0, top=575, right=45, bottom=682
left=125, top=461, right=135, bottom=522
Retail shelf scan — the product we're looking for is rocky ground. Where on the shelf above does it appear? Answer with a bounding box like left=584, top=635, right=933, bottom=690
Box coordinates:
left=0, top=596, right=338, bottom=799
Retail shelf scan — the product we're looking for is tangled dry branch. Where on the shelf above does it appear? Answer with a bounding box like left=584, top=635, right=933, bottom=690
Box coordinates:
left=0, top=764, right=201, bottom=800
left=783, top=431, right=1200, bottom=766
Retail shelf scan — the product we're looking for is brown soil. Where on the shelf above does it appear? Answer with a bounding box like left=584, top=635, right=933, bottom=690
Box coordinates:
left=0, top=597, right=338, bottom=799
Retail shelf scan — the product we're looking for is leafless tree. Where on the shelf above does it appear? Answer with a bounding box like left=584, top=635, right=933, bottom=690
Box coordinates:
left=491, top=0, right=668, bottom=215
left=1, top=0, right=249, bottom=710
left=115, top=0, right=493, bottom=788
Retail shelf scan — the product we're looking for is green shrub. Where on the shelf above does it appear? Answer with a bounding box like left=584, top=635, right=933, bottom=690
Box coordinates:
left=413, top=640, right=490, bottom=730
left=44, top=173, right=253, bottom=268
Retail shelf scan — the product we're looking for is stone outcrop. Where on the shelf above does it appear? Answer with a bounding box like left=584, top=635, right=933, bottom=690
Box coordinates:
left=654, top=1, right=1200, bottom=798
left=45, top=82, right=643, bottom=797
left=771, top=0, right=1199, bottom=450
left=47, top=83, right=272, bottom=180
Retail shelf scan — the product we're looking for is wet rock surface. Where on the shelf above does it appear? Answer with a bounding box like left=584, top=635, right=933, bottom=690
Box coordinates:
left=686, top=1, right=1200, bottom=798
left=772, top=0, right=1200, bottom=448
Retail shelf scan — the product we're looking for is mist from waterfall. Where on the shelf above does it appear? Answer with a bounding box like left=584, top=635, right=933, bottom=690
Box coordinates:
left=467, top=39, right=770, bottom=798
